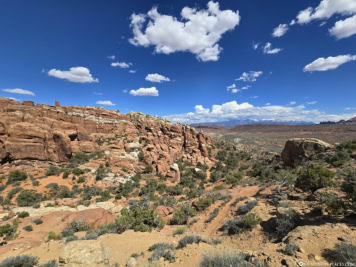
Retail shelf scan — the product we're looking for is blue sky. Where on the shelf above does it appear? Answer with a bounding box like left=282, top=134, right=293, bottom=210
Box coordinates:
left=1, top=0, right=356, bottom=123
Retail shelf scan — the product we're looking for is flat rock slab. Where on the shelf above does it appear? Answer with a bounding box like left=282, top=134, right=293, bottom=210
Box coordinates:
left=59, top=240, right=111, bottom=267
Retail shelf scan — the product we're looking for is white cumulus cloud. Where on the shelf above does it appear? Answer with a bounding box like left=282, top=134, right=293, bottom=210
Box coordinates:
left=236, top=71, right=263, bottom=82
left=295, top=0, right=356, bottom=39
left=145, top=73, right=170, bottom=83
left=111, top=62, right=132, bottom=68
left=263, top=42, right=282, bottom=54
left=304, top=54, right=356, bottom=72
left=231, top=89, right=240, bottom=93
left=48, top=67, right=99, bottom=83
left=129, top=1, right=240, bottom=62
left=96, top=101, right=115, bottom=106
left=164, top=100, right=356, bottom=124
left=130, top=87, right=159, bottom=96
left=2, top=88, right=35, bottom=96
left=272, top=24, right=289, bottom=37
left=329, top=14, right=356, bottom=39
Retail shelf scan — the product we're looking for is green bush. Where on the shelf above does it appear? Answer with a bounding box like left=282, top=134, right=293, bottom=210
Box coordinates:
left=7, top=170, right=28, bottom=184
left=172, top=226, right=188, bottom=236
left=18, top=211, right=30, bottom=218
left=45, top=166, right=62, bottom=176
left=95, top=164, right=107, bottom=181
left=0, top=255, right=38, bottom=267
left=138, top=151, right=144, bottom=161
left=0, top=223, right=18, bottom=241
left=47, top=231, right=61, bottom=241
left=7, top=187, right=23, bottom=200
left=194, top=197, right=213, bottom=212
left=236, top=200, right=258, bottom=215
left=72, top=168, right=84, bottom=176
left=170, top=203, right=196, bottom=225
left=16, top=190, right=42, bottom=207
left=295, top=164, right=335, bottom=193
left=32, top=219, right=43, bottom=225
left=283, top=243, right=299, bottom=256
left=116, top=201, right=165, bottom=233
left=23, top=225, right=33, bottom=232
left=177, top=235, right=206, bottom=249
left=225, top=171, right=244, bottom=186
left=144, top=165, right=154, bottom=174
left=275, top=209, right=300, bottom=238
left=148, top=243, right=176, bottom=263
left=342, top=167, right=356, bottom=205
left=39, top=260, right=58, bottom=267
left=222, top=213, right=261, bottom=235
left=323, top=242, right=356, bottom=265
left=205, top=208, right=219, bottom=223
left=200, top=252, right=267, bottom=267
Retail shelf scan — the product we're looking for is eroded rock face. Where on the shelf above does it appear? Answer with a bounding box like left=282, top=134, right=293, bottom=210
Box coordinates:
left=0, top=98, right=213, bottom=174
left=281, top=138, right=333, bottom=166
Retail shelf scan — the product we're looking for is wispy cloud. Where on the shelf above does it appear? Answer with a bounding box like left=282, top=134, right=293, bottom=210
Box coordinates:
left=96, top=100, right=115, bottom=106
left=272, top=24, right=289, bottom=37
left=2, top=88, right=35, bottom=96
left=236, top=71, right=263, bottom=82
left=111, top=62, right=132, bottom=68
left=263, top=42, right=283, bottom=54
left=304, top=55, right=356, bottom=72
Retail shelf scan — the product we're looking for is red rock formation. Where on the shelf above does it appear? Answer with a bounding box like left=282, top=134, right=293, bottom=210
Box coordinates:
left=0, top=97, right=213, bottom=174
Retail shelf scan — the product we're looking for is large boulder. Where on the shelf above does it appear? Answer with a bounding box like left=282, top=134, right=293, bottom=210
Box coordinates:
left=281, top=138, right=333, bottom=166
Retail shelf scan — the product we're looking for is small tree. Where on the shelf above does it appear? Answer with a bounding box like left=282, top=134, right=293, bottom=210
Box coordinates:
left=295, top=164, right=334, bottom=193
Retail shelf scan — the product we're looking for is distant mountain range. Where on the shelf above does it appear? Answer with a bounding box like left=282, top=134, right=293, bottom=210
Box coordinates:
left=192, top=119, right=315, bottom=127
left=320, top=117, right=356, bottom=125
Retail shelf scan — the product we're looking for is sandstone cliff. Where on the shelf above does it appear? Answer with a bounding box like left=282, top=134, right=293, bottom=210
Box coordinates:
left=0, top=98, right=213, bottom=176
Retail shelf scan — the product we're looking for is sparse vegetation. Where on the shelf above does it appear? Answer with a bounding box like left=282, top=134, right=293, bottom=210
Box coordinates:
left=222, top=213, right=261, bottom=235
left=200, top=252, right=268, bottom=267
left=0, top=255, right=38, bottom=267
left=7, top=170, right=28, bottom=185
left=295, top=164, right=335, bottom=193
left=177, top=235, right=206, bottom=249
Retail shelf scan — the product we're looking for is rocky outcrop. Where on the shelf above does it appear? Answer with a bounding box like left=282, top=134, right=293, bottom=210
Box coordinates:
left=0, top=98, right=213, bottom=174
left=281, top=138, right=333, bottom=166
left=59, top=240, right=111, bottom=266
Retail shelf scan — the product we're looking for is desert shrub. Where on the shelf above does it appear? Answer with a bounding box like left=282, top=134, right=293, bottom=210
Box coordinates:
left=205, top=208, right=219, bottom=223
left=323, top=242, right=356, bottom=265
left=320, top=193, right=346, bottom=215
left=70, top=152, right=90, bottom=166
left=72, top=168, right=84, bottom=176
left=45, top=183, right=59, bottom=190
left=77, top=176, right=86, bottom=183
left=225, top=171, right=244, bottom=186
left=200, top=252, right=268, bottom=267
left=341, top=167, right=356, bottom=207
left=7, top=170, right=28, bottom=184
left=32, top=219, right=43, bottom=225
left=236, top=200, right=258, bottom=215
left=216, top=150, right=227, bottom=161
left=83, top=231, right=99, bottom=240
left=165, top=185, right=183, bottom=196
left=148, top=243, right=176, bottom=263
left=16, top=190, right=42, bottom=207
left=18, top=211, right=30, bottom=218
left=327, top=150, right=350, bottom=167
left=232, top=196, right=248, bottom=206
left=7, top=187, right=23, bottom=200
left=116, top=201, right=165, bottom=233
left=0, top=255, right=38, bottom=267
left=222, top=213, right=261, bottom=235
left=0, top=184, right=6, bottom=191
left=45, top=166, right=62, bottom=176
left=62, top=169, right=70, bottom=179
left=23, top=225, right=33, bottom=232
left=138, top=151, right=145, bottom=161
left=47, top=231, right=61, bottom=241
left=283, top=243, right=299, bottom=256
left=0, top=223, right=17, bottom=241
left=295, top=164, right=335, bottom=193
left=39, top=260, right=58, bottom=267
left=170, top=203, right=196, bottom=225
left=177, top=235, right=206, bottom=249
left=67, top=220, right=89, bottom=232
left=337, top=140, right=356, bottom=152
left=95, top=164, right=107, bottom=181
left=194, top=197, right=213, bottom=212
left=275, top=209, right=300, bottom=238
left=172, top=226, right=188, bottom=236
left=210, top=170, right=222, bottom=183
left=144, top=165, right=154, bottom=174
